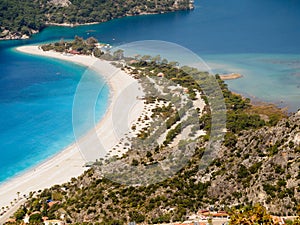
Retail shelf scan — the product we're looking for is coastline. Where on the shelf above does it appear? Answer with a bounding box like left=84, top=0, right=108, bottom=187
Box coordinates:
left=0, top=3, right=194, bottom=41
left=0, top=46, right=144, bottom=218
left=45, top=22, right=100, bottom=27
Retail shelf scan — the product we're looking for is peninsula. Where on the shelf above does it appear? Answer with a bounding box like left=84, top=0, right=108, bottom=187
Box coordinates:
left=0, top=39, right=145, bottom=223
left=1, top=37, right=299, bottom=225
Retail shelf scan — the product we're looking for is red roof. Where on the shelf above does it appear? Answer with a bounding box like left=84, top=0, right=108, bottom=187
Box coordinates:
left=48, top=201, right=60, bottom=207
left=198, top=209, right=209, bottom=213
left=69, top=50, right=80, bottom=54
left=213, top=212, right=229, bottom=217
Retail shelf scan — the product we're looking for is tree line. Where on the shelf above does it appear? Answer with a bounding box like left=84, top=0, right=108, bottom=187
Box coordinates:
left=0, top=0, right=192, bottom=39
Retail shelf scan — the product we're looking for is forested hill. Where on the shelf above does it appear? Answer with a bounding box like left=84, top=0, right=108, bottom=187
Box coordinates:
left=0, top=0, right=193, bottom=40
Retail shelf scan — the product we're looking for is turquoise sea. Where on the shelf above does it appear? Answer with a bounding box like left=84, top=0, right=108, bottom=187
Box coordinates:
left=0, top=0, right=299, bottom=183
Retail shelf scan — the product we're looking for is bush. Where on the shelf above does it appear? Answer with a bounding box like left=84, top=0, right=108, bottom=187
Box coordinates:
left=131, top=159, right=139, bottom=166
left=237, top=165, right=249, bottom=179
left=29, top=213, right=43, bottom=223
left=249, top=162, right=262, bottom=174
left=224, top=132, right=237, bottom=147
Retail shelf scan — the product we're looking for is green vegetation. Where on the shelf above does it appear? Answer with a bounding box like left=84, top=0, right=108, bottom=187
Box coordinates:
left=0, top=0, right=45, bottom=38
left=29, top=213, right=43, bottom=224
left=10, top=146, right=210, bottom=224
left=245, top=103, right=287, bottom=126
left=229, top=204, right=300, bottom=225
left=229, top=204, right=274, bottom=225
left=13, top=207, right=27, bottom=221
left=216, top=75, right=268, bottom=132
left=6, top=40, right=300, bottom=224
left=0, top=0, right=192, bottom=39
left=41, top=36, right=103, bottom=56
left=164, top=123, right=181, bottom=145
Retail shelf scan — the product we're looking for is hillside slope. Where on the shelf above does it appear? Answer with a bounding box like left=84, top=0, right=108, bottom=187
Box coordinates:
left=8, top=51, right=299, bottom=224
left=0, top=0, right=193, bottom=40
left=13, top=113, right=298, bottom=224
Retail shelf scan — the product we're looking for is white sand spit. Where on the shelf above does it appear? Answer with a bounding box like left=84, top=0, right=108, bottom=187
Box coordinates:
left=0, top=46, right=144, bottom=219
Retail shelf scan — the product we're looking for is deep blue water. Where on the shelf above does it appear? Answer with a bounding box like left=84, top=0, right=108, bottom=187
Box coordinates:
left=0, top=0, right=300, bottom=182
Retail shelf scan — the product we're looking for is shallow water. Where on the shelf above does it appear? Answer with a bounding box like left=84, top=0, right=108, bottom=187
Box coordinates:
left=0, top=48, right=109, bottom=183
left=0, top=0, right=299, bottom=182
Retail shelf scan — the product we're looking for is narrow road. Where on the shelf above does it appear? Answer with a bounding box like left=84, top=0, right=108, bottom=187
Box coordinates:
left=0, top=199, right=26, bottom=225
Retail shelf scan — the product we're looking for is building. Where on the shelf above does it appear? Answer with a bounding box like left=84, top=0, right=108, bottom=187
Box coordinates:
left=68, top=50, right=80, bottom=55
left=23, top=214, right=30, bottom=224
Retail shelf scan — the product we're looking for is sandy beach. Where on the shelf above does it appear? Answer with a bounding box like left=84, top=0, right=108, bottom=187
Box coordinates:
left=219, top=73, right=242, bottom=80
left=0, top=46, right=144, bottom=220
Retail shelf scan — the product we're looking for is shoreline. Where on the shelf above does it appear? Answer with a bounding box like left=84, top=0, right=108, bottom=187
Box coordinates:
left=45, top=22, right=100, bottom=27
left=0, top=5, right=194, bottom=41
left=0, top=45, right=144, bottom=218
